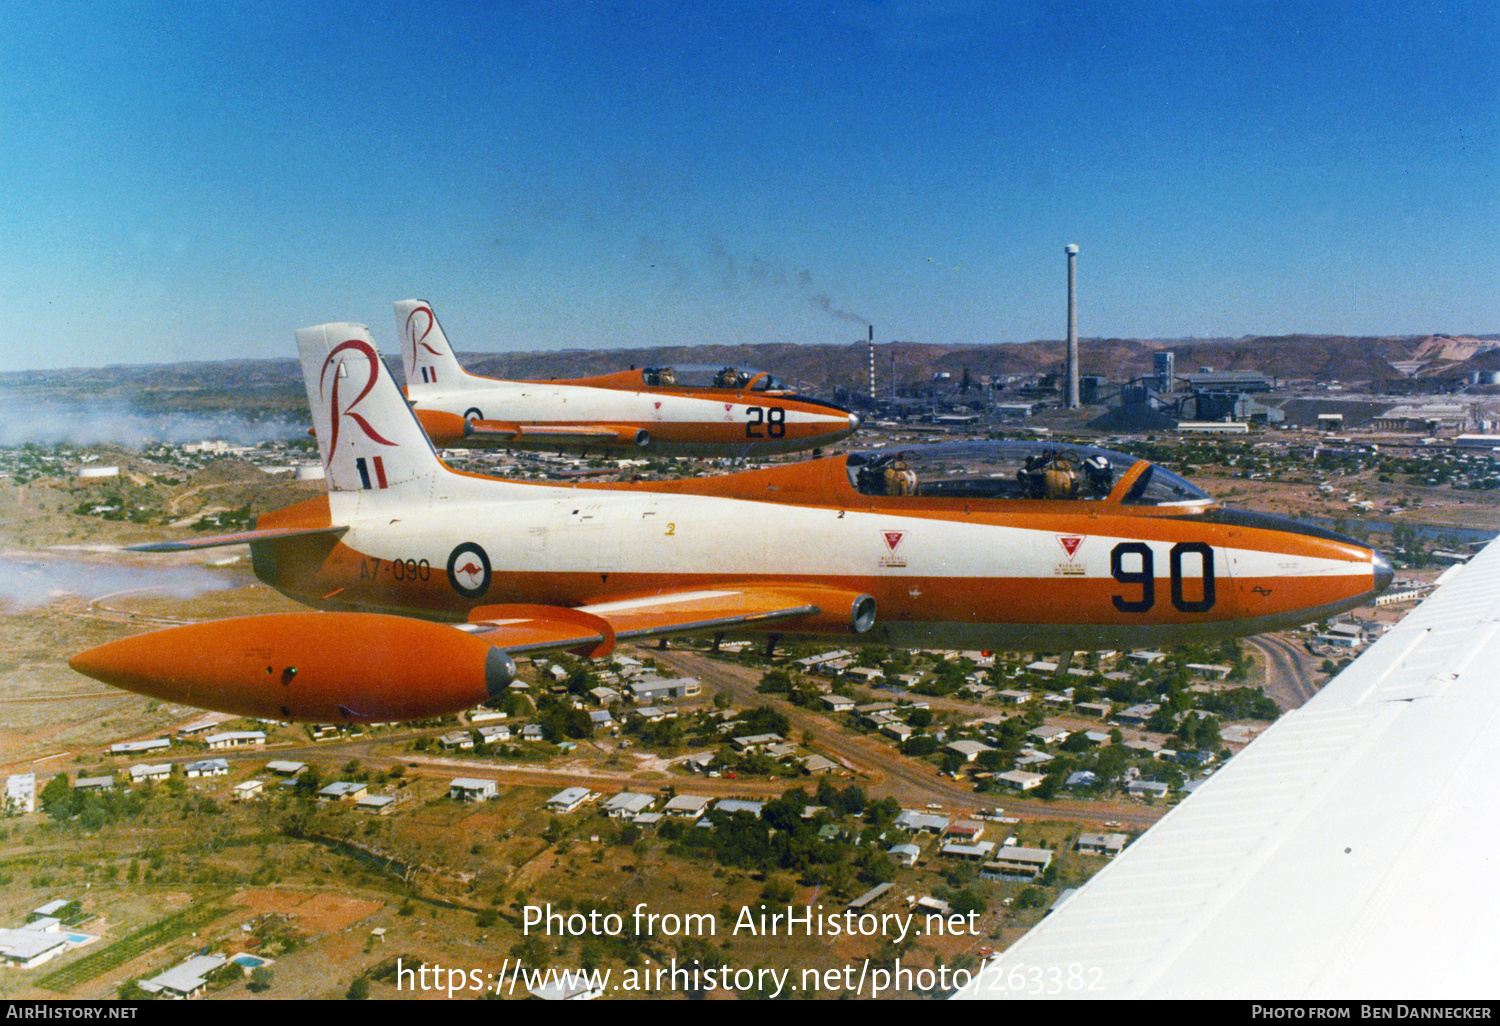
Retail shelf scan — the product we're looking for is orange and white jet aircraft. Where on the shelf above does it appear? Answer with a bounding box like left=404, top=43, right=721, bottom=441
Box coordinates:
left=396, top=299, right=860, bottom=455
left=70, top=324, right=1392, bottom=724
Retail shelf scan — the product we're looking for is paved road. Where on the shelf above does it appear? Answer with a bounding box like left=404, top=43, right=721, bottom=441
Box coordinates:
left=652, top=647, right=1165, bottom=832
left=1248, top=632, right=1321, bottom=710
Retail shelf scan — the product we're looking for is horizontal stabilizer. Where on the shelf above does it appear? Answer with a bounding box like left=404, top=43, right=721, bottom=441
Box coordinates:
left=127, top=524, right=348, bottom=553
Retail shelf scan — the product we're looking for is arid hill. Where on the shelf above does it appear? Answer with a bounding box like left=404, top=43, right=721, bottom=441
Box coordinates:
left=2, top=334, right=1495, bottom=414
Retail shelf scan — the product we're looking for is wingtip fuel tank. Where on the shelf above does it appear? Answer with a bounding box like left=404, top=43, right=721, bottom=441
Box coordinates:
left=69, top=613, right=516, bottom=723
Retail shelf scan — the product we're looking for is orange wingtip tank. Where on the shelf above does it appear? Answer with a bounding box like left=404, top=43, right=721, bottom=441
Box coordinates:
left=69, top=613, right=516, bottom=723
left=411, top=407, right=468, bottom=447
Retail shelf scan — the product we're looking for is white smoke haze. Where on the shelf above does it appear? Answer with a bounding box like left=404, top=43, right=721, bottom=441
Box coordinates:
left=0, top=401, right=308, bottom=448
left=0, top=555, right=239, bottom=608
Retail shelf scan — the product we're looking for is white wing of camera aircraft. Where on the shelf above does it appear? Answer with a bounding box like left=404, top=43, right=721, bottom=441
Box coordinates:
left=954, top=543, right=1500, bottom=1000
left=395, top=299, right=860, bottom=456
left=70, top=323, right=1390, bottom=726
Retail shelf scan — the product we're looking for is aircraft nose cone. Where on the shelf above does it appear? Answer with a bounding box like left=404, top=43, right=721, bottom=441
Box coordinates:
left=848, top=413, right=862, bottom=431
left=1372, top=549, right=1394, bottom=593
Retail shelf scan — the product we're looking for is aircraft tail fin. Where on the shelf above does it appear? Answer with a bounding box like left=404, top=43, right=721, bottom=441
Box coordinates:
left=295, top=323, right=444, bottom=496
left=394, top=299, right=481, bottom=398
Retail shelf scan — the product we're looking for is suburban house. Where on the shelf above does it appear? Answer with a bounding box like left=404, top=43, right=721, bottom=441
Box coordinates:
left=945, top=740, right=994, bottom=763
left=204, top=731, right=266, bottom=750
left=662, top=794, right=712, bottom=818
left=980, top=846, right=1053, bottom=881
left=629, top=678, right=701, bottom=702
left=317, top=781, right=368, bottom=803
left=128, top=764, right=172, bottom=783
left=545, top=787, right=598, bottom=814
left=996, top=770, right=1046, bottom=791
left=184, top=759, right=229, bottom=778
left=1076, top=832, right=1128, bottom=856
left=602, top=792, right=656, bottom=819
left=449, top=778, right=498, bottom=802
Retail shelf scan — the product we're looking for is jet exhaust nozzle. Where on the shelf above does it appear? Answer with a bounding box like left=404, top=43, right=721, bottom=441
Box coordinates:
left=851, top=594, right=877, bottom=633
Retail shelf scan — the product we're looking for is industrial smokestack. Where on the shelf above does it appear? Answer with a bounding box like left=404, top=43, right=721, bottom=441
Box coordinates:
left=1065, top=244, right=1080, bottom=409
left=868, top=325, right=876, bottom=402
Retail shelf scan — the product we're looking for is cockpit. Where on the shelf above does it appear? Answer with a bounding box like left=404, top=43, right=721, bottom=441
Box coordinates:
left=845, top=442, right=1213, bottom=506
left=640, top=365, right=790, bottom=393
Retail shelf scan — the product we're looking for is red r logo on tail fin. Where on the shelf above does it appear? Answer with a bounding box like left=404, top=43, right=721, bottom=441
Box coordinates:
left=319, top=340, right=399, bottom=463
left=404, top=305, right=442, bottom=367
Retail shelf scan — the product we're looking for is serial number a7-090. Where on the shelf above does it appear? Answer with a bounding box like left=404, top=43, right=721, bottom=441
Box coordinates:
left=359, top=557, right=432, bottom=582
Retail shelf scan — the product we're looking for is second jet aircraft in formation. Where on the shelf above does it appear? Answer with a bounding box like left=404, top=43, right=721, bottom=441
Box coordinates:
left=395, top=299, right=861, bottom=457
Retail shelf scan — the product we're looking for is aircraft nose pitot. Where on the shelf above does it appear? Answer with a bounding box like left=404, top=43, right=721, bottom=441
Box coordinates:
left=1372, top=549, right=1394, bottom=594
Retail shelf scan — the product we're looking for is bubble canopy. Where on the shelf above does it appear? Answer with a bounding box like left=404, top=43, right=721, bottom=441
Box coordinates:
left=640, top=365, right=789, bottom=392
left=845, top=441, right=1213, bottom=506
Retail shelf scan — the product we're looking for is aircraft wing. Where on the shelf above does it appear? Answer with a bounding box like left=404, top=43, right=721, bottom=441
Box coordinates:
left=464, top=583, right=873, bottom=657
left=127, top=524, right=348, bottom=552
left=955, top=540, right=1500, bottom=1000
left=466, top=420, right=647, bottom=445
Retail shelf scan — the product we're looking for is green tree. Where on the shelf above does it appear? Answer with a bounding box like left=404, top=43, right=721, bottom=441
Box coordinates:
left=901, top=735, right=939, bottom=757
left=511, top=935, right=549, bottom=969
left=974, top=748, right=1008, bottom=772
left=566, top=666, right=594, bottom=695
left=1146, top=705, right=1178, bottom=734
left=541, top=704, right=593, bottom=741
left=950, top=887, right=990, bottom=917
left=1013, top=886, right=1049, bottom=910
left=758, top=670, right=793, bottom=694
left=1095, top=744, right=1130, bottom=784
left=39, top=774, right=70, bottom=816
left=1060, top=730, right=1094, bottom=753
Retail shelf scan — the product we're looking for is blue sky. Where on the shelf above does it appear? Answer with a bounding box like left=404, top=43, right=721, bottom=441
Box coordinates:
left=1, top=0, right=1495, bottom=370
